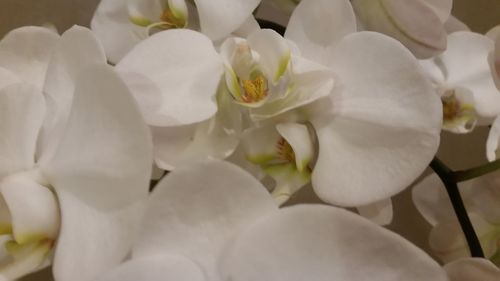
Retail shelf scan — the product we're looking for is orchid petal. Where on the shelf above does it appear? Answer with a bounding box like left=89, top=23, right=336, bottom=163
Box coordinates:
left=241, top=122, right=313, bottom=201
left=115, top=71, right=163, bottom=126
left=91, top=0, right=143, bottom=63
left=221, top=205, right=448, bottom=281
left=0, top=239, right=52, bottom=280
left=356, top=198, right=393, bottom=226
left=445, top=258, right=500, bottom=281
left=429, top=213, right=499, bottom=263
left=193, top=0, right=261, bottom=41
left=249, top=55, right=334, bottom=120
left=0, top=173, right=59, bottom=244
left=444, top=15, right=470, bottom=34
left=43, top=64, right=152, bottom=209
left=486, top=26, right=500, bottom=41
left=231, top=16, right=260, bottom=38
left=420, top=0, right=452, bottom=23
left=468, top=171, right=500, bottom=224
left=242, top=124, right=285, bottom=165
left=486, top=26, right=500, bottom=89
left=127, top=0, right=163, bottom=22
left=352, top=0, right=447, bottom=59
left=285, top=0, right=356, bottom=63
left=440, top=32, right=500, bottom=117
left=133, top=161, right=277, bottom=281
left=52, top=189, right=146, bottom=281
left=39, top=26, right=107, bottom=164
left=487, top=117, right=500, bottom=161
left=0, top=26, right=59, bottom=89
left=412, top=173, right=456, bottom=226
left=117, top=29, right=223, bottom=126
left=311, top=32, right=441, bottom=207
left=276, top=122, right=314, bottom=173
left=96, top=255, right=206, bottom=281
left=0, top=83, right=45, bottom=178
left=247, top=29, right=291, bottom=83
left=153, top=82, right=241, bottom=170
left=0, top=67, right=20, bottom=89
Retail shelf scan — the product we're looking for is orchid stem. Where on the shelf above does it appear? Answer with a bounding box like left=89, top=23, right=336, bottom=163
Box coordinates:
left=453, top=159, right=500, bottom=182
left=429, top=157, right=485, bottom=258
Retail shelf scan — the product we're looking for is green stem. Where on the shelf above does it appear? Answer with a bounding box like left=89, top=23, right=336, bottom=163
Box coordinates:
left=453, top=159, right=500, bottom=182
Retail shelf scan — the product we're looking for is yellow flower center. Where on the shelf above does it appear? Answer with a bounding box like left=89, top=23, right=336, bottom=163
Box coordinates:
left=241, top=75, right=268, bottom=103
left=442, top=95, right=461, bottom=121
left=276, top=137, right=295, bottom=163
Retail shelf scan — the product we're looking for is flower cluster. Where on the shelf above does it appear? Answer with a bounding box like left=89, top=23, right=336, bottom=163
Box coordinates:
left=0, top=0, right=499, bottom=280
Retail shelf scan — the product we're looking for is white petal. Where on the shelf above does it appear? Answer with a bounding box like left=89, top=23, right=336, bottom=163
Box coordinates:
left=486, top=25, right=500, bottom=41
left=311, top=32, right=441, bottom=207
left=241, top=124, right=283, bottom=165
left=412, top=173, right=455, bottom=226
left=116, top=71, right=163, bottom=126
left=0, top=239, right=52, bottom=280
left=352, top=0, right=447, bottom=59
left=117, top=29, right=223, bottom=126
left=486, top=26, right=500, bottom=89
left=0, top=67, right=21, bottom=89
left=0, top=83, right=45, bottom=178
left=153, top=83, right=241, bottom=170
left=241, top=123, right=312, bottom=205
left=43, top=26, right=106, bottom=113
left=356, top=198, right=393, bottom=226
left=0, top=26, right=59, bottom=89
left=127, top=0, right=163, bottom=21
left=91, top=0, right=143, bottom=63
left=221, top=205, right=448, bottom=281
left=0, top=173, right=59, bottom=244
left=420, top=0, right=452, bottom=23
left=52, top=189, right=146, bottom=281
left=285, top=0, right=356, bottom=63
left=231, top=16, right=260, bottom=38
left=133, top=160, right=277, bottom=281
left=487, top=117, right=500, bottom=161
left=445, top=258, right=500, bottom=281
left=444, top=15, right=470, bottom=34
left=247, top=29, right=290, bottom=83
left=429, top=213, right=499, bottom=263
left=419, top=58, right=446, bottom=85
left=39, top=26, right=107, bottom=164
left=276, top=123, right=314, bottom=172
left=249, top=55, right=334, bottom=120
left=96, top=255, right=206, bottom=281
left=468, top=171, right=500, bottom=224
left=194, top=0, right=261, bottom=41
left=441, top=32, right=500, bottom=117
left=42, top=64, right=152, bottom=209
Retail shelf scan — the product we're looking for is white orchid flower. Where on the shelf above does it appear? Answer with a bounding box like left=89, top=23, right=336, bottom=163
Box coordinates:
left=420, top=31, right=500, bottom=134
left=445, top=258, right=500, bottom=281
left=412, top=171, right=500, bottom=265
left=351, top=0, right=452, bottom=59
left=0, top=26, right=152, bottom=281
left=485, top=25, right=500, bottom=161
left=117, top=0, right=442, bottom=208
left=91, top=0, right=261, bottom=63
left=95, top=160, right=448, bottom=281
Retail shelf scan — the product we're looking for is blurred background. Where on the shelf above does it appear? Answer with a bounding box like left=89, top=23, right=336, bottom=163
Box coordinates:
left=0, top=0, right=498, bottom=280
